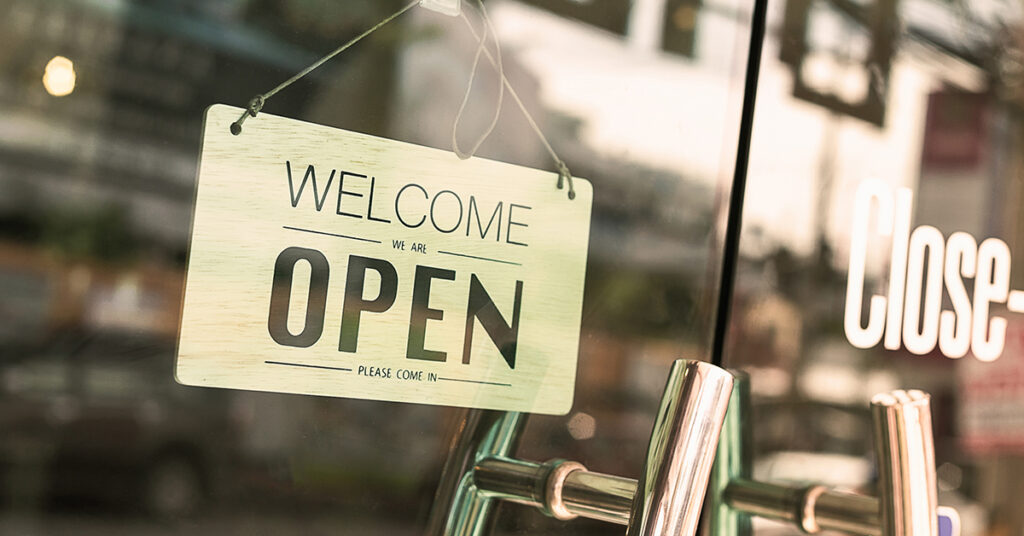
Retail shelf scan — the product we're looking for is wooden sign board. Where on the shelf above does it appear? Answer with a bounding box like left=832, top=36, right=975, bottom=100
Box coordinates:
left=176, top=105, right=593, bottom=415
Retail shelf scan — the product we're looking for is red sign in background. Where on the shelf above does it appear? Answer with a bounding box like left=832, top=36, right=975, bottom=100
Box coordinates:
left=960, top=320, right=1024, bottom=454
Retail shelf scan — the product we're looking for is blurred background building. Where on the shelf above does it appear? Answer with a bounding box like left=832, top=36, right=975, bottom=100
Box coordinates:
left=0, top=0, right=1020, bottom=534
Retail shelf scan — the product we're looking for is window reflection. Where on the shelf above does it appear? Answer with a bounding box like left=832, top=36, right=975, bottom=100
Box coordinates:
left=0, top=0, right=1020, bottom=534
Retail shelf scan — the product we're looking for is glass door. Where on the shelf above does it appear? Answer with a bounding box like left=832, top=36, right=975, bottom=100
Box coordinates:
left=0, top=0, right=756, bottom=534
left=722, top=2, right=1024, bottom=536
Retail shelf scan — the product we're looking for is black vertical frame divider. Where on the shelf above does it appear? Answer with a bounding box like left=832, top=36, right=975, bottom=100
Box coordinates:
left=710, top=0, right=769, bottom=368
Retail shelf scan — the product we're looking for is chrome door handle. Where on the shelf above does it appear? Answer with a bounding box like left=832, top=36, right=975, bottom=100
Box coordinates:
left=426, top=359, right=734, bottom=536
left=872, top=390, right=937, bottom=536
left=628, top=360, right=735, bottom=536
left=709, top=379, right=948, bottom=536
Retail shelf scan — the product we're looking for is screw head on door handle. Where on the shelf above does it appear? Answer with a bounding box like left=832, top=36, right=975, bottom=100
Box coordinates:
left=425, top=360, right=734, bottom=536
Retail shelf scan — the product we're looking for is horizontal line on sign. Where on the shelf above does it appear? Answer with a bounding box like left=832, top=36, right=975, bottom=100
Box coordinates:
left=283, top=225, right=382, bottom=244
left=437, top=250, right=520, bottom=266
left=265, top=360, right=353, bottom=372
left=1009, top=290, right=1024, bottom=313
left=437, top=376, right=511, bottom=387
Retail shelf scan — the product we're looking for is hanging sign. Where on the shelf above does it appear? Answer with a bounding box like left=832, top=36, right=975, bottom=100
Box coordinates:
left=176, top=105, right=592, bottom=415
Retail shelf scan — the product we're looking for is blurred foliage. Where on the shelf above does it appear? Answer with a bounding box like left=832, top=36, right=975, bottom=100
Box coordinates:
left=583, top=265, right=700, bottom=340
left=38, top=206, right=139, bottom=262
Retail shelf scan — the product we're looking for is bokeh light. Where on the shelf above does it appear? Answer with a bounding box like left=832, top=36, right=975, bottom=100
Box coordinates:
left=43, top=56, right=76, bottom=97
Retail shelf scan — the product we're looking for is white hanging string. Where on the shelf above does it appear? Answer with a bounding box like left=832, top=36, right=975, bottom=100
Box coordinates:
left=455, top=0, right=575, bottom=199
left=451, top=1, right=505, bottom=160
left=229, top=0, right=575, bottom=199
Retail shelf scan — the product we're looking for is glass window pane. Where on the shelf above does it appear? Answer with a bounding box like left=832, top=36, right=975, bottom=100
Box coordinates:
left=0, top=0, right=754, bottom=533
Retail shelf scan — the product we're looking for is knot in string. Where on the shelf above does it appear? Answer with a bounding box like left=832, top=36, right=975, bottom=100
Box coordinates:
left=231, top=95, right=265, bottom=135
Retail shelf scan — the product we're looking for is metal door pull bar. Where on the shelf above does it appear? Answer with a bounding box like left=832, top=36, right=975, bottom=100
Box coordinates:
left=722, top=466, right=960, bottom=536
left=724, top=479, right=881, bottom=535
left=472, top=457, right=636, bottom=524
left=426, top=360, right=734, bottom=536
left=710, top=381, right=946, bottom=536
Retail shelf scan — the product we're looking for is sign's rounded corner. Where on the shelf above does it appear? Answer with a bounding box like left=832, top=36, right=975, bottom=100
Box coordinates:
left=205, top=102, right=233, bottom=116
left=172, top=363, right=200, bottom=387
left=551, top=394, right=576, bottom=416
left=571, top=175, right=593, bottom=190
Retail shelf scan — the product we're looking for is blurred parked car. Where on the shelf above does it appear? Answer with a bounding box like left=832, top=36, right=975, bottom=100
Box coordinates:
left=0, top=330, right=240, bottom=518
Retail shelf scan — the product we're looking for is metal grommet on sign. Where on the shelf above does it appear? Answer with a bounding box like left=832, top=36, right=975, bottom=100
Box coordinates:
left=541, top=459, right=585, bottom=520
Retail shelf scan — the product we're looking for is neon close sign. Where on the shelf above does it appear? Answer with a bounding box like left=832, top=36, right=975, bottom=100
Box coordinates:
left=844, top=180, right=1023, bottom=362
